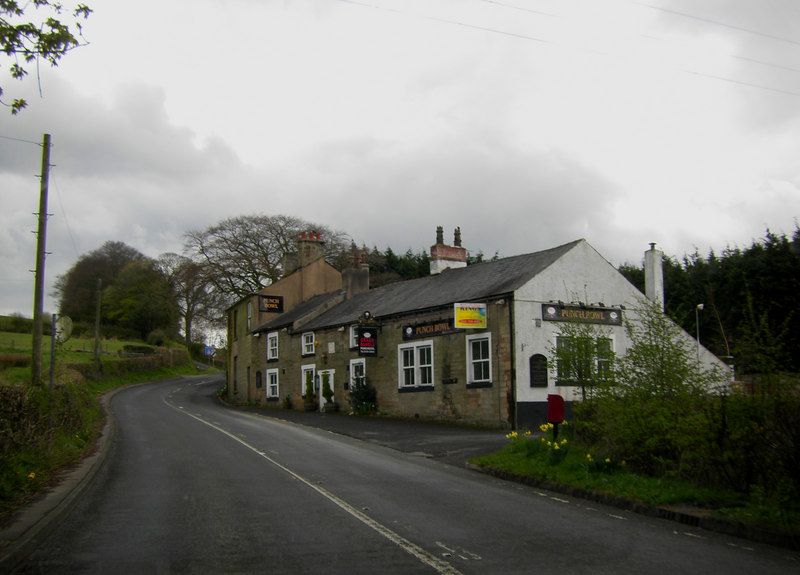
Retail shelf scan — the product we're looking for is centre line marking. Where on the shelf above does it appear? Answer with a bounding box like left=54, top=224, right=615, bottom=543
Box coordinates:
left=164, top=396, right=463, bottom=575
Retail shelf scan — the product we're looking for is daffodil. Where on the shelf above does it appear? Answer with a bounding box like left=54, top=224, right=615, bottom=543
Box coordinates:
left=28, top=472, right=35, bottom=479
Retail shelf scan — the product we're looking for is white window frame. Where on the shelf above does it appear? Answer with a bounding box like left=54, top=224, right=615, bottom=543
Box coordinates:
left=301, top=364, right=316, bottom=397
left=266, top=368, right=279, bottom=399
left=267, top=331, right=279, bottom=360
left=397, top=340, right=434, bottom=389
left=302, top=332, right=316, bottom=355
left=554, top=334, right=616, bottom=386
left=466, top=332, right=492, bottom=385
left=246, top=301, right=253, bottom=331
left=349, top=358, right=365, bottom=390
left=349, top=325, right=359, bottom=349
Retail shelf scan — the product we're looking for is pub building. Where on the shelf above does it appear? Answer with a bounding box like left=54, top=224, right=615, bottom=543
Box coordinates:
left=226, top=228, right=729, bottom=430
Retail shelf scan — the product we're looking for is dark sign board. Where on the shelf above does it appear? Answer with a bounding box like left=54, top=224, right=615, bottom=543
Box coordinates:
left=358, top=327, right=378, bottom=357
left=402, top=319, right=459, bottom=340
left=259, top=295, right=284, bottom=313
left=542, top=303, right=622, bottom=326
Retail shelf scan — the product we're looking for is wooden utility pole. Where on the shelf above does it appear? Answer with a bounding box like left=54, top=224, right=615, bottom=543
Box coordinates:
left=94, top=278, right=102, bottom=369
left=32, top=133, right=52, bottom=386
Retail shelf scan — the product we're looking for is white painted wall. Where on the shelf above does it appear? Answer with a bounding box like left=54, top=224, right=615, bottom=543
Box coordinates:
left=512, top=240, right=731, bottom=405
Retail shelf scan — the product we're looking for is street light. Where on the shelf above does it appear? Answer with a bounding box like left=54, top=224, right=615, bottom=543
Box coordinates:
left=696, top=303, right=704, bottom=363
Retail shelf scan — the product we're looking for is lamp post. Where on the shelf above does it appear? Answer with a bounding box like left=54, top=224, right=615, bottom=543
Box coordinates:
left=696, top=303, right=704, bottom=363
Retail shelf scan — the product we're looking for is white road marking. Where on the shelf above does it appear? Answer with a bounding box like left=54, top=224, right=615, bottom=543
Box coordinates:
left=164, top=396, right=464, bottom=575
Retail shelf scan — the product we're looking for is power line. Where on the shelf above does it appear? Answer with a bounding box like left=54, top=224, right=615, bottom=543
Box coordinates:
left=634, top=1, right=800, bottom=48
left=50, top=168, right=81, bottom=259
left=335, top=0, right=800, bottom=98
left=0, top=134, right=43, bottom=146
left=336, top=0, right=553, bottom=44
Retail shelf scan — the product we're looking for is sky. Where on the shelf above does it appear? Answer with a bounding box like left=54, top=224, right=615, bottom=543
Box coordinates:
left=1, top=0, right=799, bottom=318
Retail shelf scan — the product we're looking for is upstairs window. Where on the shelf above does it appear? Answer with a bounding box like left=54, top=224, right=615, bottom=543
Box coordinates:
left=302, top=332, right=315, bottom=356
left=267, top=332, right=279, bottom=361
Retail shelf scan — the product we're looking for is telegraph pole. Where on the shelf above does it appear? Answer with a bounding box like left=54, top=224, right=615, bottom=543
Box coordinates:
left=32, top=133, right=52, bottom=385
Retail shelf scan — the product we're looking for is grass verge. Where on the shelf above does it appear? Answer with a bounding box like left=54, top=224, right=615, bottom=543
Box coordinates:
left=469, top=430, right=800, bottom=541
left=0, top=361, right=210, bottom=524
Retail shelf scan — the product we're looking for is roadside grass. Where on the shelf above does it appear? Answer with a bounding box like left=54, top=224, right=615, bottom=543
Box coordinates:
left=470, top=430, right=800, bottom=538
left=1, top=331, right=212, bottom=523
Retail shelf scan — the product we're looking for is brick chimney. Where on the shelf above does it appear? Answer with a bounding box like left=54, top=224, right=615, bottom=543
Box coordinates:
left=342, top=249, right=369, bottom=299
left=430, top=226, right=467, bottom=275
left=298, top=231, right=325, bottom=268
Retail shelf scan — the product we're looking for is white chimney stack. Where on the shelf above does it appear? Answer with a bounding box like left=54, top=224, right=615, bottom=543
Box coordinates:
left=644, top=242, right=664, bottom=311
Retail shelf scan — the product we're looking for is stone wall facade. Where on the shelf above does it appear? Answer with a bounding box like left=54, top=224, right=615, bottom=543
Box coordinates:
left=244, top=300, right=513, bottom=428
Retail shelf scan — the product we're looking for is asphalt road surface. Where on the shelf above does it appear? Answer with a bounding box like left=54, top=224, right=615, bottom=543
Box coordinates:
left=14, top=375, right=799, bottom=574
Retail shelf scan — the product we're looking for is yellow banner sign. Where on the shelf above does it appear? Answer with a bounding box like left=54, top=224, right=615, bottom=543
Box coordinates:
left=454, top=303, right=487, bottom=329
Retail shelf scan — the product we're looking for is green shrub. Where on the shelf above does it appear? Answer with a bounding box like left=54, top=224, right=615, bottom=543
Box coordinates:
left=349, top=376, right=377, bottom=415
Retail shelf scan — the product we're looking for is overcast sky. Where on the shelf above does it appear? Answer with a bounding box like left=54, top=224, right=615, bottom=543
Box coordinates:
left=1, top=0, right=799, bottom=317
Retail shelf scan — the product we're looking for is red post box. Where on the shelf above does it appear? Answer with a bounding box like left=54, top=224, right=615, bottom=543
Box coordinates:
left=547, top=394, right=565, bottom=424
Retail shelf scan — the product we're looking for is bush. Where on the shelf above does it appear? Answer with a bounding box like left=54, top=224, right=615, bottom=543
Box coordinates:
left=0, top=354, right=32, bottom=370
left=349, top=376, right=377, bottom=415
left=146, top=330, right=167, bottom=347
left=121, top=344, right=156, bottom=355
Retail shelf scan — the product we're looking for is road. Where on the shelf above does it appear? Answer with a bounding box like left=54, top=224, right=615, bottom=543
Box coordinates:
left=14, top=375, right=799, bottom=574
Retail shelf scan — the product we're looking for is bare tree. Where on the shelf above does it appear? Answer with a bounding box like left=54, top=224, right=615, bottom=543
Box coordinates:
left=183, top=214, right=350, bottom=309
left=157, top=253, right=219, bottom=345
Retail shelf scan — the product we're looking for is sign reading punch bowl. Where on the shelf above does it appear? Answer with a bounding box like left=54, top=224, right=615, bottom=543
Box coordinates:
left=542, top=303, right=622, bottom=326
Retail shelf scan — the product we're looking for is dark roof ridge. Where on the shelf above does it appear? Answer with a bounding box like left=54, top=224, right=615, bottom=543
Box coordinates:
left=297, top=239, right=586, bottom=330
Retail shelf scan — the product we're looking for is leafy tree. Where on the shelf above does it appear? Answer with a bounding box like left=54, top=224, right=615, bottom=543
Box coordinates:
left=1, top=1, right=91, bottom=114
left=184, top=214, right=350, bottom=308
left=54, top=241, right=146, bottom=323
left=577, top=302, right=730, bottom=478
left=103, top=259, right=179, bottom=341
left=549, top=320, right=615, bottom=401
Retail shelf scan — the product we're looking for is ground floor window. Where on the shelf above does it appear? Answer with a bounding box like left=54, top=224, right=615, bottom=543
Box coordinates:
left=266, top=368, right=279, bottom=399
left=349, top=358, right=365, bottom=390
left=466, top=333, right=492, bottom=386
left=555, top=335, right=614, bottom=386
left=398, top=340, right=433, bottom=389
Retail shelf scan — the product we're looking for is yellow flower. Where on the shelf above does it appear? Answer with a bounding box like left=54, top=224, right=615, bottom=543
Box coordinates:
left=605, top=458, right=611, bottom=463
left=560, top=439, right=568, bottom=445
left=553, top=443, right=560, bottom=450
left=28, top=472, right=35, bottom=479
left=586, top=453, right=593, bottom=461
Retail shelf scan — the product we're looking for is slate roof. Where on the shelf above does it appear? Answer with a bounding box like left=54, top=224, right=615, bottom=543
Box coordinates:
left=254, top=239, right=583, bottom=333
left=254, top=291, right=344, bottom=332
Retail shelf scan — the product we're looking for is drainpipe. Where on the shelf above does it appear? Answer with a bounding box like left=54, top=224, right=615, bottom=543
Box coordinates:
left=508, top=297, right=517, bottom=430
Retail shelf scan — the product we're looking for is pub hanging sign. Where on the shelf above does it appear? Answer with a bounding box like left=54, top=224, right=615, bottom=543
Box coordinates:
left=358, top=327, right=378, bottom=357
left=542, top=303, right=622, bottom=326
